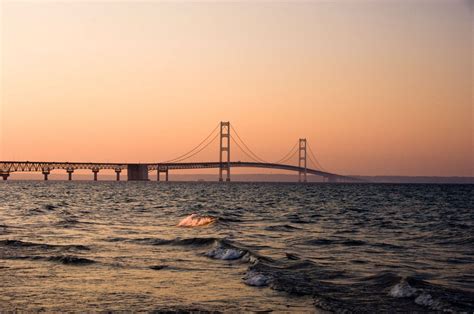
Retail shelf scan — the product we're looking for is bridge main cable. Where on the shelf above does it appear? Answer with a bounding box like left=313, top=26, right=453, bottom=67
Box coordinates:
left=172, top=132, right=219, bottom=163
left=230, top=136, right=263, bottom=163
left=161, top=123, right=220, bottom=163
left=230, top=125, right=268, bottom=163
left=274, top=141, right=299, bottom=164
left=307, top=142, right=326, bottom=171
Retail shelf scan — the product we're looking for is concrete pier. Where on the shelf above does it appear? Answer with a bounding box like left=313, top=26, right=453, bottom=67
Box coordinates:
left=115, top=168, right=122, bottom=181
left=92, top=168, right=99, bottom=181
left=156, top=167, right=169, bottom=181
left=1, top=171, right=9, bottom=180
left=328, top=176, right=337, bottom=183
left=157, top=168, right=169, bottom=181
left=42, top=169, right=50, bottom=181
left=67, top=168, right=74, bottom=181
left=127, top=164, right=149, bottom=181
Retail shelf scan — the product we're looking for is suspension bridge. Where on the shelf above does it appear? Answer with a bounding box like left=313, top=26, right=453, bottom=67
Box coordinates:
left=0, top=122, right=363, bottom=183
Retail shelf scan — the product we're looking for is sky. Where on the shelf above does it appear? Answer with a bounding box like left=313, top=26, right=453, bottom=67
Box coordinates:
left=0, top=0, right=472, bottom=177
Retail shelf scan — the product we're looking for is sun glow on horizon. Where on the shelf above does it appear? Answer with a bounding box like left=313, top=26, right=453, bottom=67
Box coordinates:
left=0, top=1, right=472, bottom=176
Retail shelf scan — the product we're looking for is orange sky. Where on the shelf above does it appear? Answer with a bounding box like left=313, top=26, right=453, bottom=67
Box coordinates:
left=0, top=1, right=472, bottom=176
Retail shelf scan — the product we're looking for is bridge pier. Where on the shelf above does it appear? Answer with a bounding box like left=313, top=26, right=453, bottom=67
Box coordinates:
left=127, top=164, right=149, bottom=181
left=92, top=168, right=99, bottom=181
left=66, top=168, right=74, bottom=181
left=42, top=169, right=50, bottom=181
left=157, top=167, right=169, bottom=182
left=1, top=171, right=9, bottom=180
left=42, top=168, right=51, bottom=181
left=115, top=168, right=122, bottom=181
left=328, top=176, right=337, bottom=183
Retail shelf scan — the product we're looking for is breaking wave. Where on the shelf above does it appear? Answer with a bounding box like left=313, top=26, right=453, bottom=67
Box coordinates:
left=178, top=214, right=216, bottom=227
left=130, top=236, right=219, bottom=247
left=113, top=233, right=474, bottom=311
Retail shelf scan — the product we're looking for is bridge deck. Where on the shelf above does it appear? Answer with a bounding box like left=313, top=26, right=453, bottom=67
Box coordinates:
left=0, top=161, right=363, bottom=182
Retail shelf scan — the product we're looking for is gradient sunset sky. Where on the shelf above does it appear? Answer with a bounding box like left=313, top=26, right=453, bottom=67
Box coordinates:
left=1, top=0, right=472, bottom=176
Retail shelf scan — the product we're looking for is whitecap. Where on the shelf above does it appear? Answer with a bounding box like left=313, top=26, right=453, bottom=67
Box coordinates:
left=205, top=247, right=245, bottom=260
left=177, top=214, right=216, bottom=227
left=415, top=293, right=442, bottom=310
left=240, top=252, right=259, bottom=264
left=389, top=280, right=417, bottom=298
left=243, top=271, right=272, bottom=287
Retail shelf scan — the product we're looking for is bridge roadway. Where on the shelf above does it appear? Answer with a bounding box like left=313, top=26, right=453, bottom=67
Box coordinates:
left=0, top=161, right=363, bottom=182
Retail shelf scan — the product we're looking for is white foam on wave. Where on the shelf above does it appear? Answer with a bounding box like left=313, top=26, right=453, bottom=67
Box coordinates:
left=240, top=253, right=258, bottom=264
left=389, top=281, right=446, bottom=311
left=205, top=247, right=245, bottom=260
left=415, top=293, right=443, bottom=310
left=389, top=280, right=417, bottom=298
left=178, top=214, right=216, bottom=227
left=243, top=271, right=272, bottom=287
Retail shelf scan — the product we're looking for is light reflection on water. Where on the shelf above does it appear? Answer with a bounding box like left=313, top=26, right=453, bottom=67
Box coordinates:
left=0, top=181, right=473, bottom=312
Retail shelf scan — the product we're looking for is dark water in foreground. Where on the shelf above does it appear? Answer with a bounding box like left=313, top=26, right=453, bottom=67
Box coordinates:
left=0, top=182, right=473, bottom=312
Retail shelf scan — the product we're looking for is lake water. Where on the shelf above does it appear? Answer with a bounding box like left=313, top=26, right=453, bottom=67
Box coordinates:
left=1, top=181, right=473, bottom=312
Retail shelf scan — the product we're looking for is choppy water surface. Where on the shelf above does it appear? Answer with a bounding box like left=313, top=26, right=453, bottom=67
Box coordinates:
left=1, top=181, right=473, bottom=312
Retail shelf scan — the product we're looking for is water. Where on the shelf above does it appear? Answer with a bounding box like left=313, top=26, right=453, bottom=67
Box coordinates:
left=1, top=181, right=473, bottom=312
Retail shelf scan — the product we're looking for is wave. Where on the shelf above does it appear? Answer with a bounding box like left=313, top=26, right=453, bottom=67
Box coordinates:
left=304, top=238, right=403, bottom=249
left=305, top=238, right=366, bottom=246
left=55, top=218, right=81, bottom=228
left=45, top=255, right=95, bottom=265
left=205, top=246, right=246, bottom=260
left=264, top=224, right=301, bottom=232
left=0, top=224, right=9, bottom=235
left=305, top=238, right=334, bottom=245
left=388, top=278, right=418, bottom=298
left=0, top=239, right=90, bottom=251
left=178, top=214, right=216, bottom=227
left=9, top=255, right=96, bottom=265
left=235, top=248, right=474, bottom=313
left=285, top=253, right=300, bottom=260
left=132, top=236, right=219, bottom=247
left=149, top=265, right=168, bottom=270
left=244, top=262, right=474, bottom=313
left=243, top=270, right=273, bottom=287
left=125, top=235, right=265, bottom=265
left=103, top=234, right=474, bottom=312
left=43, top=204, right=58, bottom=211
left=340, top=239, right=366, bottom=246
left=217, top=217, right=243, bottom=223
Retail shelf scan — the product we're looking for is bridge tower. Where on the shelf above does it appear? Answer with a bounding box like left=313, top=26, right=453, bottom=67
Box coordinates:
left=219, top=121, right=231, bottom=182
left=298, top=138, right=307, bottom=183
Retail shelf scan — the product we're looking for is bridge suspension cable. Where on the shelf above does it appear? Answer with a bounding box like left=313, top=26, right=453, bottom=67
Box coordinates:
left=162, top=123, right=220, bottom=163
left=230, top=125, right=268, bottom=163
left=171, top=132, right=219, bottom=162
left=307, top=143, right=326, bottom=171
left=274, top=141, right=299, bottom=164
left=278, top=148, right=299, bottom=165
left=230, top=136, right=264, bottom=163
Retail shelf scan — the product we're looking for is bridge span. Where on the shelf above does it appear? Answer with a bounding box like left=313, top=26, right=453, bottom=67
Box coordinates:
left=0, top=161, right=361, bottom=182
left=0, top=122, right=364, bottom=183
